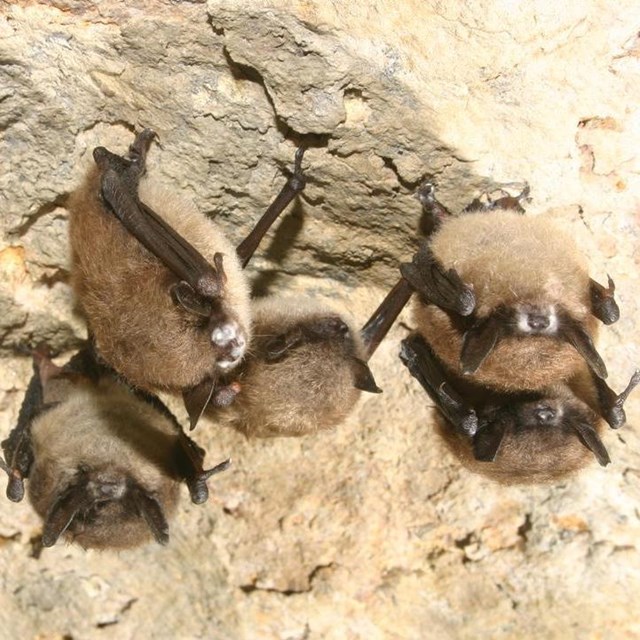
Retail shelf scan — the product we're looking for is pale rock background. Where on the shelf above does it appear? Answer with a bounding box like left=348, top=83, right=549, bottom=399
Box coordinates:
left=0, top=1, right=639, bottom=638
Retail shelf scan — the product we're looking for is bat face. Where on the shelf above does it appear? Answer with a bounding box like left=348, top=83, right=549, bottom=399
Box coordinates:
left=1, top=345, right=229, bottom=549
left=27, top=379, right=182, bottom=548
left=465, top=384, right=609, bottom=483
left=399, top=333, right=630, bottom=485
left=211, top=298, right=379, bottom=437
left=69, top=136, right=252, bottom=393
left=406, top=198, right=612, bottom=392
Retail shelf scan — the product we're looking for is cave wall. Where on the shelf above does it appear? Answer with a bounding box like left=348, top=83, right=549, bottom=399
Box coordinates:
left=0, top=1, right=639, bottom=638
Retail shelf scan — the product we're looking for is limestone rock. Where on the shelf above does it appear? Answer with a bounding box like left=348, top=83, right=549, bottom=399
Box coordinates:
left=0, top=1, right=639, bottom=638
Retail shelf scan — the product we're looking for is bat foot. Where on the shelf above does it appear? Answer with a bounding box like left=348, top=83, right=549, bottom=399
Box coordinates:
left=607, top=369, right=640, bottom=429
left=288, top=145, right=307, bottom=193
left=186, top=458, right=231, bottom=505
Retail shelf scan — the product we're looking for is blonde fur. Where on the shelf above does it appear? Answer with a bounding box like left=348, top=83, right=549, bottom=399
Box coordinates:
left=69, top=168, right=251, bottom=391
left=415, top=209, right=597, bottom=391
left=212, top=297, right=365, bottom=437
left=28, top=378, right=181, bottom=549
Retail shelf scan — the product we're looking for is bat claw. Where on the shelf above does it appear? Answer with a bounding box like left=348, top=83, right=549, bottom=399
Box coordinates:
left=288, top=145, right=307, bottom=193
left=186, top=458, right=231, bottom=505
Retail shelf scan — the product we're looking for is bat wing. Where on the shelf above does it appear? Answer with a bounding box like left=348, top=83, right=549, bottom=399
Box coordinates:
left=401, top=243, right=475, bottom=316
left=400, top=333, right=478, bottom=437
left=94, top=139, right=223, bottom=302
left=236, top=146, right=307, bottom=268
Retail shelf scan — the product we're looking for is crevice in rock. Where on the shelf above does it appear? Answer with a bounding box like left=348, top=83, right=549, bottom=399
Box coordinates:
left=517, top=512, right=533, bottom=546
left=8, top=194, right=70, bottom=238
left=495, top=581, right=519, bottom=610
left=240, top=563, right=335, bottom=596
left=95, top=598, right=138, bottom=629
left=38, top=268, right=70, bottom=288
left=379, top=155, right=425, bottom=191
left=221, top=47, right=331, bottom=151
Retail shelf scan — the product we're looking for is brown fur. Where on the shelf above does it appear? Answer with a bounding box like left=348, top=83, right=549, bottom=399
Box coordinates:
left=434, top=368, right=605, bottom=484
left=415, top=304, right=594, bottom=392
left=28, top=378, right=181, bottom=549
left=415, top=208, right=597, bottom=391
left=69, top=167, right=251, bottom=391
left=211, top=297, right=365, bottom=437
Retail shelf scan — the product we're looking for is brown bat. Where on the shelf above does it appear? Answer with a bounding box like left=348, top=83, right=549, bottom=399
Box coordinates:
left=207, top=278, right=414, bottom=437
left=0, top=344, right=228, bottom=549
left=69, top=129, right=306, bottom=425
left=401, top=183, right=619, bottom=393
left=400, top=333, right=640, bottom=484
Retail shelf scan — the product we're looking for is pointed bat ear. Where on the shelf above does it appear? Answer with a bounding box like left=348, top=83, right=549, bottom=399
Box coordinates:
left=128, top=484, right=170, bottom=545
left=263, top=328, right=304, bottom=363
left=473, top=421, right=508, bottom=462
left=590, top=275, right=620, bottom=325
left=0, top=458, right=25, bottom=503
left=460, top=315, right=505, bottom=375
left=571, top=421, right=611, bottom=467
left=352, top=358, right=382, bottom=394
left=171, top=281, right=212, bottom=318
left=183, top=379, right=241, bottom=430
left=559, top=315, right=607, bottom=380
left=42, top=478, right=92, bottom=547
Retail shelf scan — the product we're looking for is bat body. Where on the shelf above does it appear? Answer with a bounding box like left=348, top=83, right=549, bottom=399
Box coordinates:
left=69, top=130, right=308, bottom=426
left=69, top=158, right=251, bottom=393
left=1, top=346, right=227, bottom=549
left=28, top=375, right=182, bottom=549
left=212, top=298, right=372, bottom=437
left=400, top=333, right=639, bottom=484
left=402, top=186, right=618, bottom=392
left=207, top=278, right=413, bottom=437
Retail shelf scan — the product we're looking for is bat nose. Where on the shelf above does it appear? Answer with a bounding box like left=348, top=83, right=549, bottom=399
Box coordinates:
left=534, top=406, right=556, bottom=424
left=309, top=316, right=350, bottom=339
left=527, top=313, right=550, bottom=331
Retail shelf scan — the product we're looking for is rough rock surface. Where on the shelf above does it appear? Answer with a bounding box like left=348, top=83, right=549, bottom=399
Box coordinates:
left=1, top=1, right=639, bottom=638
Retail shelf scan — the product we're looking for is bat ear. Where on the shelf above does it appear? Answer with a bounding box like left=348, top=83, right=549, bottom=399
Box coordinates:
left=128, top=484, right=170, bottom=545
left=42, top=479, right=92, bottom=547
left=171, top=282, right=212, bottom=318
left=571, top=421, right=611, bottom=467
left=472, top=421, right=507, bottom=462
left=0, top=458, right=25, bottom=502
left=590, top=276, right=620, bottom=325
left=183, top=379, right=241, bottom=430
left=263, top=328, right=304, bottom=363
left=559, top=315, right=607, bottom=379
left=352, top=358, right=382, bottom=394
left=460, top=315, right=504, bottom=375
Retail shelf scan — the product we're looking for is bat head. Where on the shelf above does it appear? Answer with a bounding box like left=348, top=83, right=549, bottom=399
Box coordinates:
left=469, top=389, right=611, bottom=482
left=461, top=303, right=607, bottom=381
left=30, top=463, right=177, bottom=549
left=261, top=313, right=380, bottom=394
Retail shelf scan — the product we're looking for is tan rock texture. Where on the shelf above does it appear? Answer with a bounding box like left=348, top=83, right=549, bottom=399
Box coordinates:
left=1, top=1, right=639, bottom=638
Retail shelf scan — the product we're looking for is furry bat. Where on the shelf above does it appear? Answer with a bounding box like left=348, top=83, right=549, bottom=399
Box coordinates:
left=401, top=183, right=619, bottom=392
left=69, top=129, right=306, bottom=425
left=0, top=345, right=229, bottom=549
left=400, top=333, right=640, bottom=484
left=208, top=278, right=414, bottom=437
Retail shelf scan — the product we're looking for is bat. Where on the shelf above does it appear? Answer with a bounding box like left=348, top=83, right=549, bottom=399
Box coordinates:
left=208, top=278, right=414, bottom=437
left=0, top=344, right=229, bottom=549
left=69, top=129, right=307, bottom=426
left=400, top=183, right=619, bottom=392
left=400, top=333, right=640, bottom=483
